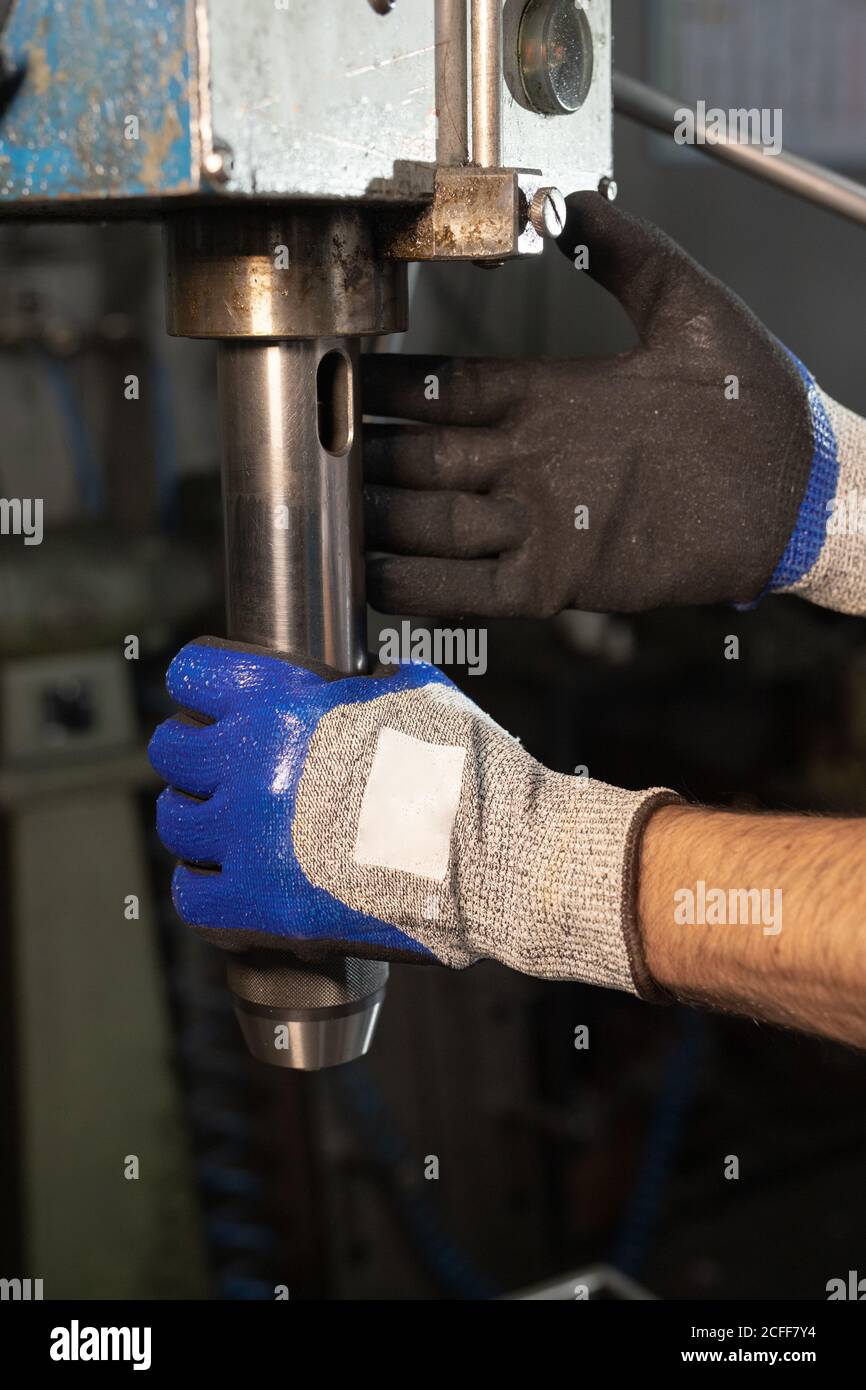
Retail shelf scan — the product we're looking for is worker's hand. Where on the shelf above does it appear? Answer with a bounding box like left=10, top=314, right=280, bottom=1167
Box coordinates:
left=362, top=191, right=820, bottom=616
left=148, top=637, right=678, bottom=996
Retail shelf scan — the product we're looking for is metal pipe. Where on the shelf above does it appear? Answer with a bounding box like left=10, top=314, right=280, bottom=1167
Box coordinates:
left=436, top=0, right=469, bottom=166
left=470, top=0, right=502, bottom=167
left=165, top=207, right=404, bottom=1070
left=614, top=72, right=866, bottom=230
left=217, top=338, right=388, bottom=1071
left=218, top=339, right=366, bottom=670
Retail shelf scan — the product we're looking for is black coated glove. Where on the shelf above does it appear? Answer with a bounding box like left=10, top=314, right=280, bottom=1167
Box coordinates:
left=362, top=192, right=814, bottom=617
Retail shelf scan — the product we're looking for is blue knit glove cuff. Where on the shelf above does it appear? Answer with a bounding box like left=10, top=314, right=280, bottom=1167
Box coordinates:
left=766, top=352, right=841, bottom=594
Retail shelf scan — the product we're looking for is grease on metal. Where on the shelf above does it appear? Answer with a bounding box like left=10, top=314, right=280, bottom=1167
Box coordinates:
left=383, top=168, right=521, bottom=260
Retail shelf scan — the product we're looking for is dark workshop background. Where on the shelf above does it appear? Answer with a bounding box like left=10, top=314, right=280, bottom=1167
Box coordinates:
left=1, top=0, right=865, bottom=1299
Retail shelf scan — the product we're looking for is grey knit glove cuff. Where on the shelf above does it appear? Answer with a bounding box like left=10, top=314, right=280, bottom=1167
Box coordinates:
left=487, top=776, right=681, bottom=999
left=778, top=390, right=866, bottom=616
left=293, top=678, right=678, bottom=999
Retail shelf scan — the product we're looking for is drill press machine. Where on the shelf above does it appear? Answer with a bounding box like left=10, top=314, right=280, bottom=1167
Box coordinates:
left=0, top=0, right=612, bottom=1069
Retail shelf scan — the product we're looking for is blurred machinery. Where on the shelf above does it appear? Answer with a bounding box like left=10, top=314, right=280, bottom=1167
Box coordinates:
left=0, top=0, right=613, bottom=1070
left=0, top=203, right=222, bottom=1293
left=0, top=529, right=215, bottom=1295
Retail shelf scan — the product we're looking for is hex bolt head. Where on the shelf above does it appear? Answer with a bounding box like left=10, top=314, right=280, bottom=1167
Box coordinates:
left=530, top=186, right=567, bottom=239
left=598, top=176, right=618, bottom=202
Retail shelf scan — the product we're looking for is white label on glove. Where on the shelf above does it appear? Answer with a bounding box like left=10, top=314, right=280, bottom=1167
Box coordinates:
left=353, top=727, right=466, bottom=881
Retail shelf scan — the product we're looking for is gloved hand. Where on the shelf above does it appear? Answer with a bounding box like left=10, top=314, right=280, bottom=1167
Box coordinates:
left=362, top=191, right=848, bottom=617
left=148, top=638, right=679, bottom=997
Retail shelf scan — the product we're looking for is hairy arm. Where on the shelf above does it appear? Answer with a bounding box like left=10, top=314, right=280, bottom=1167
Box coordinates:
left=639, top=805, right=866, bottom=1047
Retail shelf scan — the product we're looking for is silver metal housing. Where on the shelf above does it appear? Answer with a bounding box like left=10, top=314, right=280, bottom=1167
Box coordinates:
left=0, top=0, right=612, bottom=211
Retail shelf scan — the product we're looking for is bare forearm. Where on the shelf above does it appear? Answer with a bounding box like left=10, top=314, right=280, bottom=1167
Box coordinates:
left=638, top=805, right=866, bottom=1047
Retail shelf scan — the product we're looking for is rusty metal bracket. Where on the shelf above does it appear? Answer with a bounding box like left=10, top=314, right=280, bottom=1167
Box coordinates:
left=380, top=168, right=547, bottom=262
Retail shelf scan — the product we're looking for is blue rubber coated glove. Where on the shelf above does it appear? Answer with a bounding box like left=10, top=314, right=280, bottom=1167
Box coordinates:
left=148, top=637, right=678, bottom=996
left=148, top=638, right=452, bottom=962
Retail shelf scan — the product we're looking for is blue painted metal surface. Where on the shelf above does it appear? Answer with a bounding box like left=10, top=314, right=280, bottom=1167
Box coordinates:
left=0, top=0, right=197, bottom=204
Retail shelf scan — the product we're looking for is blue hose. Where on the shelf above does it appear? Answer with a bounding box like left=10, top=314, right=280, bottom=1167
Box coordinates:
left=40, top=350, right=104, bottom=514
left=609, top=1007, right=706, bottom=1278
left=334, top=1065, right=499, bottom=1301
left=149, top=350, right=179, bottom=527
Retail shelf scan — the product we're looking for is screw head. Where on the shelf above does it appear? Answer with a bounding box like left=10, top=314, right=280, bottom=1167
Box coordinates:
left=203, top=140, right=234, bottom=186
left=530, top=186, right=567, bottom=239
left=598, top=176, right=618, bottom=202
